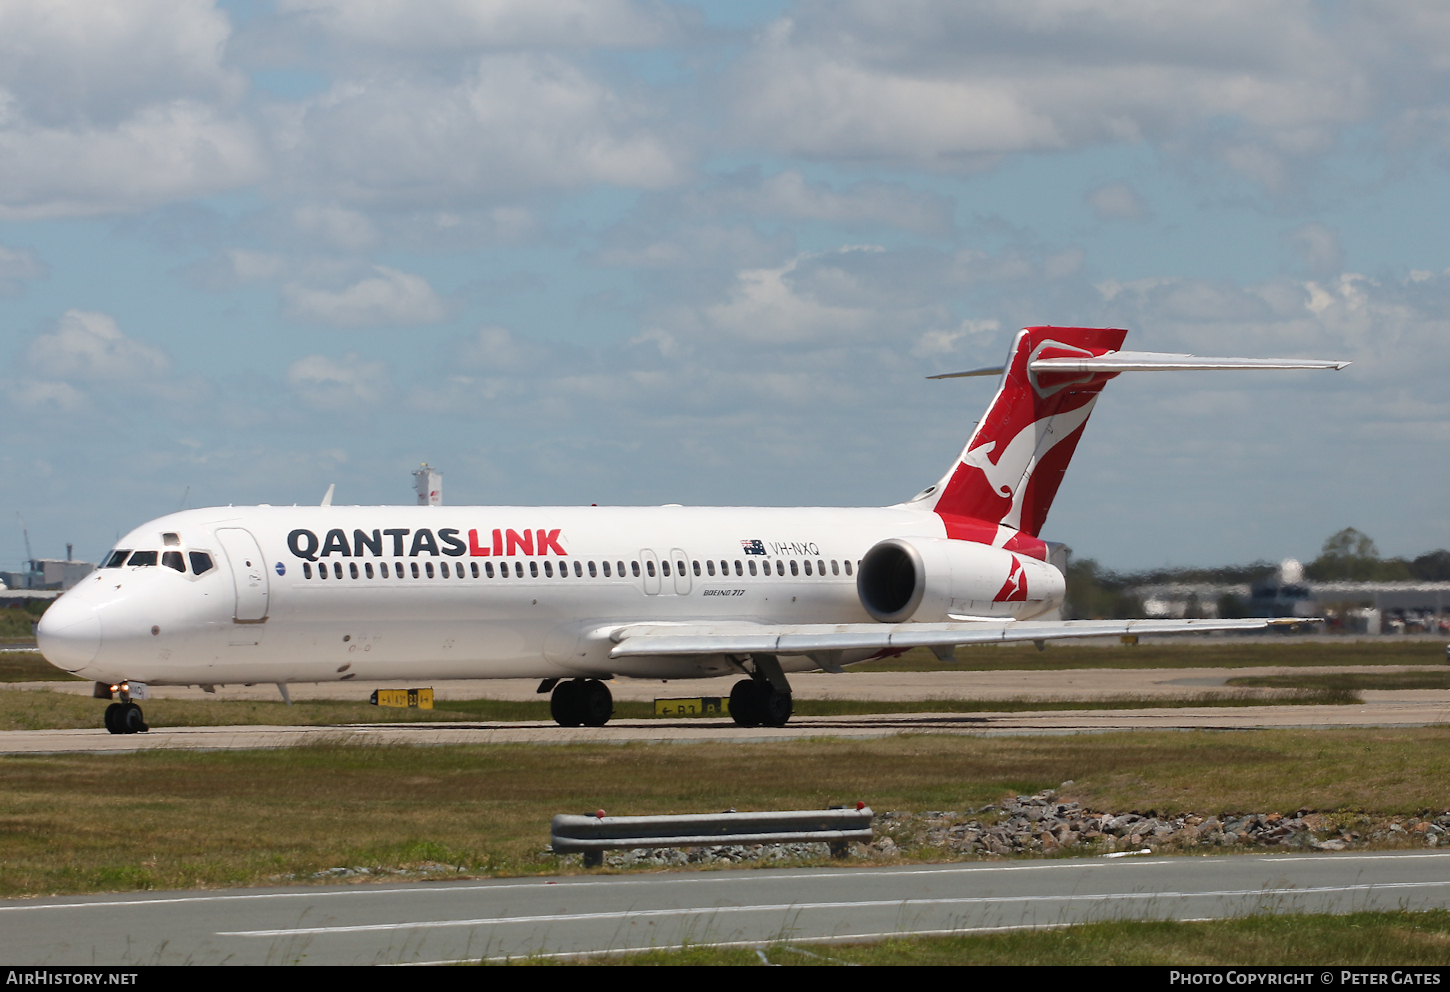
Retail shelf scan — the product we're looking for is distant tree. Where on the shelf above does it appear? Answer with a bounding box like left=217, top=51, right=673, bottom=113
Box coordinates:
left=1321, top=527, right=1379, bottom=559
left=1411, top=550, right=1450, bottom=581
left=1304, top=527, right=1411, bottom=581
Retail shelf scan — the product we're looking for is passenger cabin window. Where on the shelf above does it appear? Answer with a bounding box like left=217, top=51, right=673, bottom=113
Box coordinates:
left=544, top=561, right=554, bottom=578
left=802, top=560, right=811, bottom=576
left=845, top=560, right=853, bottom=576
left=817, top=559, right=826, bottom=575
left=471, top=562, right=479, bottom=578
left=485, top=562, right=495, bottom=578
left=631, top=561, right=640, bottom=577
left=589, top=561, right=598, bottom=577
left=706, top=560, right=715, bottom=576
left=734, top=560, right=742, bottom=576
left=334, top=562, right=343, bottom=578
left=791, top=560, right=800, bottom=576
left=646, top=561, right=655, bottom=577
left=349, top=562, right=358, bottom=579
left=661, top=561, right=669, bottom=577
left=104, top=549, right=131, bottom=568
left=777, top=561, right=785, bottom=576
left=303, top=562, right=312, bottom=579
left=366, top=562, right=374, bottom=578
left=411, top=562, right=420, bottom=578
left=162, top=551, right=185, bottom=572
left=831, top=560, right=839, bottom=575
left=528, top=561, right=537, bottom=577
left=748, top=560, right=757, bottom=576
left=127, top=551, right=158, bottom=566
left=319, top=562, right=328, bottom=578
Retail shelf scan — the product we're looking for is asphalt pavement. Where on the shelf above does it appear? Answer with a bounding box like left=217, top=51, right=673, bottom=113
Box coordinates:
left=4, top=850, right=1449, bottom=965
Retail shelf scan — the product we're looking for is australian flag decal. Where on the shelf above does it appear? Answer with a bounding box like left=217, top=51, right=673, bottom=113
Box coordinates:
left=741, top=539, right=766, bottom=555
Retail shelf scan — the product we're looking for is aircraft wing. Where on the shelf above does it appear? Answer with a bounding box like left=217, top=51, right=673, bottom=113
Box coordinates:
left=607, top=617, right=1302, bottom=660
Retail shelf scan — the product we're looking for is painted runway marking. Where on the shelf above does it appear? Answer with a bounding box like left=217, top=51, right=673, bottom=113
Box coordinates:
left=217, top=879, right=1450, bottom=937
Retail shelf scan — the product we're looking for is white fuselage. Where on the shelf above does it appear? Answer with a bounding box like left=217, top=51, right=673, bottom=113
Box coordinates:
left=38, top=503, right=1065, bottom=686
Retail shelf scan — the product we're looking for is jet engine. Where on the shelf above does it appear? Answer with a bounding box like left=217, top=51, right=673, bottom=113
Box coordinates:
left=856, top=537, right=1065, bottom=623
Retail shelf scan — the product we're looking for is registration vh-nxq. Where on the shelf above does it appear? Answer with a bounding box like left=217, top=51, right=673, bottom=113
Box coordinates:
left=38, top=326, right=1347, bottom=734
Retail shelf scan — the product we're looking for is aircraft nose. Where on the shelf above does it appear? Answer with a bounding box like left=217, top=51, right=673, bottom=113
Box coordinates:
left=37, top=596, right=101, bottom=670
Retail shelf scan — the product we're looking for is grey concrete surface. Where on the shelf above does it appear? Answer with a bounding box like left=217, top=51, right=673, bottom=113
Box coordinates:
left=3, top=851, right=1449, bottom=964
left=3, top=695, right=1449, bottom=755
left=7, top=664, right=1444, bottom=703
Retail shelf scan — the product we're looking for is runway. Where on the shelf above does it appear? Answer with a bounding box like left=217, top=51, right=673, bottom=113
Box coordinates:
left=3, top=699, right=1450, bottom=754
left=4, top=850, right=1448, bottom=964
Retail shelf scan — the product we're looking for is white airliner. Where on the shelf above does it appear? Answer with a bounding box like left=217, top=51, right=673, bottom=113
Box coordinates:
left=37, top=326, right=1347, bottom=734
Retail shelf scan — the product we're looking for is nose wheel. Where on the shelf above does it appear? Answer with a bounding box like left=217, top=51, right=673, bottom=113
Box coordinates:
left=550, top=679, right=613, bottom=727
left=103, top=701, right=148, bottom=735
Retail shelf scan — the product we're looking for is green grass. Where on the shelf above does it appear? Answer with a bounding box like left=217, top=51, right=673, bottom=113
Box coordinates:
left=2, top=727, right=1450, bottom=897
left=0, top=651, right=80, bottom=682
left=1228, top=671, right=1450, bottom=691
left=858, top=640, right=1447, bottom=672
left=0, top=686, right=1361, bottom=732
left=544, top=911, right=1450, bottom=966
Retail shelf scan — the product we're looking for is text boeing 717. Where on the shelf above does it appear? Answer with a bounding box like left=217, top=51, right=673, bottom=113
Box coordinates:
left=37, top=326, right=1347, bottom=734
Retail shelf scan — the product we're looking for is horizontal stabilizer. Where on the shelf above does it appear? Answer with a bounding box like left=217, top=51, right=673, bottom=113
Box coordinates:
left=608, top=617, right=1306, bottom=660
left=928, top=351, right=1349, bottom=380
left=1030, top=350, right=1350, bottom=373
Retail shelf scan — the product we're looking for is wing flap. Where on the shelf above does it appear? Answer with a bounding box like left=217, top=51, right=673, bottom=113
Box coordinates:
left=608, top=617, right=1300, bottom=658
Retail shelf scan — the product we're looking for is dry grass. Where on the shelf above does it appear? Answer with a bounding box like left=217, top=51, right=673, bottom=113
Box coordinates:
left=0, top=652, right=78, bottom=683
left=3, top=727, right=1450, bottom=898
left=859, top=639, right=1446, bottom=672
left=556, top=911, right=1450, bottom=966
left=0, top=686, right=1360, bottom=732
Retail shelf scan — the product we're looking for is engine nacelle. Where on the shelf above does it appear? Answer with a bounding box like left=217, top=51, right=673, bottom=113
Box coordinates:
left=856, top=537, right=1065, bottom=623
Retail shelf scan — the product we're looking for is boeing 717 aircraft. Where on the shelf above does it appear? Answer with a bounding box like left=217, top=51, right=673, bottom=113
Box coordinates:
left=37, top=326, right=1347, bottom=734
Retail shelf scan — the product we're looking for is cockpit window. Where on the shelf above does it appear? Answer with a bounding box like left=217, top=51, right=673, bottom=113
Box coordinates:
left=189, top=552, right=214, bottom=575
left=104, top=550, right=132, bottom=568
left=161, top=551, right=186, bottom=572
left=127, top=551, right=158, bottom=566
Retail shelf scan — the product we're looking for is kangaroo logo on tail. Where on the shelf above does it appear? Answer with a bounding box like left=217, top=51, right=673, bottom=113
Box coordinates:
left=994, top=554, right=1029, bottom=602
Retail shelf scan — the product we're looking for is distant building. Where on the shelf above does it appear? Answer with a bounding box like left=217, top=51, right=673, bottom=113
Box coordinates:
left=0, top=557, right=95, bottom=591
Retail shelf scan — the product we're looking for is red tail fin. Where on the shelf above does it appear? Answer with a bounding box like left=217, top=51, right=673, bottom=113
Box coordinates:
left=926, top=326, right=1128, bottom=538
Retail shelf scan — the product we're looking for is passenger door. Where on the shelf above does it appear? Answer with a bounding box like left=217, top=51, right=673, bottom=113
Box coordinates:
left=216, top=528, right=270, bottom=631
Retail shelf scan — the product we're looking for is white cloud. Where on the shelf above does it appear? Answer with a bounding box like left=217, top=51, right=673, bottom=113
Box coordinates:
left=0, top=1, right=261, bottom=218
left=27, top=309, right=170, bottom=381
left=8, top=379, right=86, bottom=415
left=0, top=99, right=264, bottom=220
left=292, top=204, right=379, bottom=251
left=0, top=0, right=241, bottom=126
left=696, top=171, right=954, bottom=236
left=0, top=245, right=48, bottom=297
left=1087, top=182, right=1150, bottom=221
left=276, top=54, right=683, bottom=203
left=724, top=1, right=1407, bottom=185
left=283, top=265, right=449, bottom=327
left=276, top=0, right=682, bottom=51
left=286, top=352, right=393, bottom=411
left=1285, top=222, right=1344, bottom=274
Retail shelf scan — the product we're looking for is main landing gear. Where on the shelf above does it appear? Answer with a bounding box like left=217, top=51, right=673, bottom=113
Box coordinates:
left=547, top=678, right=614, bottom=727
left=730, top=653, right=793, bottom=728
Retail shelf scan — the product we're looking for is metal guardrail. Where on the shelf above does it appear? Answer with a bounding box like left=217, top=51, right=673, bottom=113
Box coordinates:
left=551, top=805, right=874, bottom=867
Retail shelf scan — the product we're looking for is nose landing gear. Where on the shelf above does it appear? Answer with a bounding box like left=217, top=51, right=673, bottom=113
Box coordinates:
left=549, top=678, right=614, bottom=727
left=103, top=701, right=148, bottom=735
left=98, top=681, right=149, bottom=735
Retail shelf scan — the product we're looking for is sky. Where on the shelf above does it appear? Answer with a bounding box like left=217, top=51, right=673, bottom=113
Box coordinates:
left=2, top=0, right=1449, bottom=571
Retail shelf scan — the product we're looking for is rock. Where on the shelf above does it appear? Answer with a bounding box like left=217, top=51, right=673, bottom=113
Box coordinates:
left=874, top=836, right=898, bottom=856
